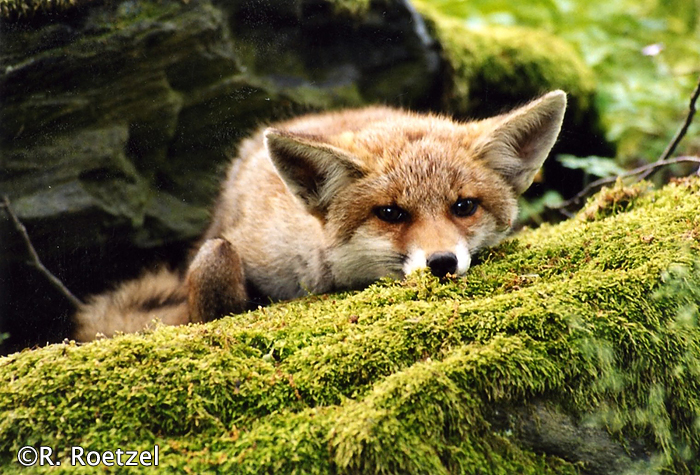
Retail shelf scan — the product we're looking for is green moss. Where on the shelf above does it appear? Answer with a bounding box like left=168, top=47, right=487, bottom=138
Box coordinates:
left=0, top=0, right=173, bottom=22
left=0, top=0, right=88, bottom=19
left=325, top=0, right=371, bottom=17
left=1, top=179, right=700, bottom=472
left=578, top=178, right=652, bottom=222
left=0, top=0, right=371, bottom=20
left=413, top=1, right=596, bottom=120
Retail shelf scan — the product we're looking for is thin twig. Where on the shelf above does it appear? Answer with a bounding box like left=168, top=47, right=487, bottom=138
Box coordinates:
left=658, top=75, right=700, bottom=162
left=549, top=74, right=700, bottom=213
left=638, top=74, right=700, bottom=180
left=553, top=156, right=700, bottom=210
left=1, top=195, right=84, bottom=309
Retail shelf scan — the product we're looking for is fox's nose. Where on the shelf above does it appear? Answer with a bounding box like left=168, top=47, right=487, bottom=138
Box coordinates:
left=427, top=252, right=458, bottom=278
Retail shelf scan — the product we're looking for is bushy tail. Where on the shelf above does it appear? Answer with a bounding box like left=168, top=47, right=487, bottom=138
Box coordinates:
left=73, top=268, right=189, bottom=341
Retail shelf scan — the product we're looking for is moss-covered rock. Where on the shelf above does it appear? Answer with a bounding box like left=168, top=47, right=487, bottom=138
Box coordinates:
left=412, top=1, right=613, bottom=199
left=1, top=178, right=699, bottom=473
left=413, top=2, right=595, bottom=118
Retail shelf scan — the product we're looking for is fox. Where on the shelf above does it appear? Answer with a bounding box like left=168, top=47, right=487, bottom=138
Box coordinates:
left=73, top=90, right=567, bottom=341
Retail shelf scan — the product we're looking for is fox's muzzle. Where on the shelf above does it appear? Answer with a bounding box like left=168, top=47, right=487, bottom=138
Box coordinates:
left=403, top=241, right=471, bottom=278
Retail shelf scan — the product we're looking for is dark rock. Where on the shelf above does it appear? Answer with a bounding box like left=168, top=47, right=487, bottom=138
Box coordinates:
left=494, top=402, right=651, bottom=474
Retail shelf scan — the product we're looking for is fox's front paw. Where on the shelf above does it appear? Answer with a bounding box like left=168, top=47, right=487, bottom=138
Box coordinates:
left=186, top=238, right=248, bottom=323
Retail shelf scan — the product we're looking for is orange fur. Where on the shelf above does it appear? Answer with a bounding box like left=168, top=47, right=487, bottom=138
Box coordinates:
left=73, top=268, right=188, bottom=341
left=73, top=91, right=567, bottom=341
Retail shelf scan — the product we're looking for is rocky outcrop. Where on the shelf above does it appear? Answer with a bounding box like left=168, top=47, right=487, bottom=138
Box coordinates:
left=0, top=0, right=608, bottom=351
left=1, top=0, right=438, bottom=250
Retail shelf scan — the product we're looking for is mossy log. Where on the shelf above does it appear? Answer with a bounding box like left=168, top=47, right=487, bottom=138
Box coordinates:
left=1, top=178, right=699, bottom=473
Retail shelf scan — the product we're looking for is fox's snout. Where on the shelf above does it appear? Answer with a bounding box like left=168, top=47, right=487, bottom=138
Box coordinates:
left=403, top=241, right=471, bottom=278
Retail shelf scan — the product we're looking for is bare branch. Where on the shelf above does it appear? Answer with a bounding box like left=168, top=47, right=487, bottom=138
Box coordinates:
left=552, top=156, right=700, bottom=212
left=638, top=74, right=700, bottom=180
left=1, top=195, right=84, bottom=309
left=548, top=74, right=700, bottom=215
left=659, top=75, right=700, bottom=162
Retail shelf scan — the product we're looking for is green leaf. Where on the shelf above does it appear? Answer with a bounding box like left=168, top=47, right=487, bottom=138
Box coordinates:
left=557, top=155, right=627, bottom=178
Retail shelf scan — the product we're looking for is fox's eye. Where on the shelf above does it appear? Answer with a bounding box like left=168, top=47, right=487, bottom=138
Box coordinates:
left=452, top=198, right=479, bottom=217
left=374, top=205, right=409, bottom=223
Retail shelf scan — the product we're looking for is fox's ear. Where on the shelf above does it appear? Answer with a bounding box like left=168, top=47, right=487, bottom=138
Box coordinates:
left=265, top=129, right=366, bottom=215
left=475, top=90, right=567, bottom=194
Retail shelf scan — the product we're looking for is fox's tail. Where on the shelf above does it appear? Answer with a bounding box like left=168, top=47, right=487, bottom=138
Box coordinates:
left=73, top=267, right=189, bottom=341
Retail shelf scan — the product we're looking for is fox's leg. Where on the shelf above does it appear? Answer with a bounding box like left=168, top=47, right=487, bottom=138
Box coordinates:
left=186, top=238, right=248, bottom=323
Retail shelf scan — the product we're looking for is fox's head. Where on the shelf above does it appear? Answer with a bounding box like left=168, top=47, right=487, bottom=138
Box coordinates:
left=264, top=91, right=567, bottom=289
